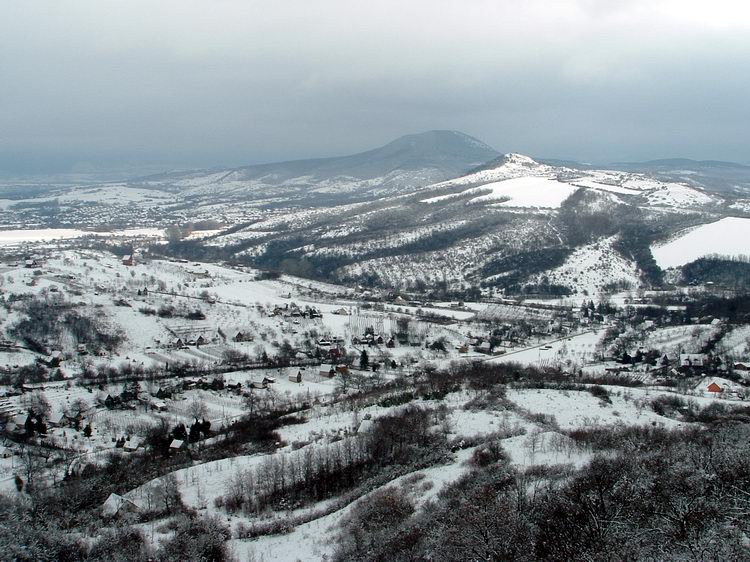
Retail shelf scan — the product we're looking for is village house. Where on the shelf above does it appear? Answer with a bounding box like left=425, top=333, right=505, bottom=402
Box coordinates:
left=680, top=353, right=707, bottom=368
left=121, top=254, right=135, bottom=266
left=233, top=331, right=253, bottom=342
left=707, top=382, right=723, bottom=394
left=102, top=493, right=140, bottom=518
left=44, top=351, right=63, bottom=368
left=155, top=386, right=175, bottom=400
left=47, top=411, right=66, bottom=428
left=319, top=367, right=336, bottom=378
left=476, top=341, right=492, bottom=354
left=150, top=400, right=167, bottom=412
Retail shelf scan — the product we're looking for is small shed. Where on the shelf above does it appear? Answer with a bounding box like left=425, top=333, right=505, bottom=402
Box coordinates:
left=707, top=382, right=723, bottom=394
left=288, top=371, right=302, bottom=383
left=122, top=255, right=134, bottom=266
left=150, top=400, right=167, bottom=412
left=123, top=438, right=141, bottom=452
left=357, top=419, right=375, bottom=434
left=169, top=439, right=186, bottom=451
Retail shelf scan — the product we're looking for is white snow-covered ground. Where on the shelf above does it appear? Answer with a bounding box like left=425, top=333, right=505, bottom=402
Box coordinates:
left=651, top=217, right=750, bottom=268
left=488, top=330, right=603, bottom=370
left=0, top=228, right=164, bottom=246
left=506, top=387, right=682, bottom=430
left=643, top=183, right=713, bottom=208
left=422, top=176, right=579, bottom=209
left=526, top=236, right=640, bottom=296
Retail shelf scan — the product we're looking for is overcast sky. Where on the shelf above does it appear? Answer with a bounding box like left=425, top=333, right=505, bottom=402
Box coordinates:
left=1, top=0, right=749, bottom=175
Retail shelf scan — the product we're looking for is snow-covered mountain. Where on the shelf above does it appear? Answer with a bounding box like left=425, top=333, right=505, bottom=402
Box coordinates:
left=138, top=130, right=500, bottom=201
left=184, top=152, right=739, bottom=297
left=3, top=135, right=750, bottom=299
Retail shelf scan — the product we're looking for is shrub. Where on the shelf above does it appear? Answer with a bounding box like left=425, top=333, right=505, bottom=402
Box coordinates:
left=588, top=385, right=612, bottom=404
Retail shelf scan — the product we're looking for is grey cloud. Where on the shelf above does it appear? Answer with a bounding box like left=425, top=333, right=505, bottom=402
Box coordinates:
left=1, top=0, right=749, bottom=175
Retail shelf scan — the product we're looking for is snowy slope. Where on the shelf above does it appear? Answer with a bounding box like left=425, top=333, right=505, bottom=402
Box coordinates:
left=651, top=217, right=750, bottom=268
left=422, top=176, right=579, bottom=208
left=527, top=236, right=640, bottom=295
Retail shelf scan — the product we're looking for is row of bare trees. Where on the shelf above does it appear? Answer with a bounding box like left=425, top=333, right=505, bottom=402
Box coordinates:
left=222, top=404, right=450, bottom=515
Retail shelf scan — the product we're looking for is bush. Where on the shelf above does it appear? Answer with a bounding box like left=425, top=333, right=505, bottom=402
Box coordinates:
left=588, top=385, right=612, bottom=404
left=157, top=515, right=233, bottom=562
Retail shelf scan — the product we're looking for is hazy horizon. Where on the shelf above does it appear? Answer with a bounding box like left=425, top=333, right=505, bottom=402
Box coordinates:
left=2, top=0, right=749, bottom=176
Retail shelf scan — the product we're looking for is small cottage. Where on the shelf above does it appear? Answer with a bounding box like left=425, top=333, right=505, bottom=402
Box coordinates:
left=102, top=493, right=140, bottom=518
left=707, top=382, right=723, bottom=394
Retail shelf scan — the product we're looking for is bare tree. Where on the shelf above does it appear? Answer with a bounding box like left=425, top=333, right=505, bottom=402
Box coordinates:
left=188, top=397, right=208, bottom=420
left=16, top=446, right=46, bottom=492
left=22, top=391, right=51, bottom=418
left=153, top=472, right=182, bottom=514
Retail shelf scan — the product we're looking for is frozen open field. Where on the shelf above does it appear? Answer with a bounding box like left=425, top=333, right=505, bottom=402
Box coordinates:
left=652, top=217, right=750, bottom=268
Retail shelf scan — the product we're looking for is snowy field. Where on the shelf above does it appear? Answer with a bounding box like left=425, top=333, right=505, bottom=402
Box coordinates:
left=651, top=217, right=750, bottom=268
left=0, top=228, right=164, bottom=246
left=488, top=330, right=603, bottom=370
left=423, top=176, right=580, bottom=209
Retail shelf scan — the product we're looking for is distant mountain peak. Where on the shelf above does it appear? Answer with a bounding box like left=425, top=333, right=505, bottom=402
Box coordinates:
left=463, top=152, right=541, bottom=176
left=501, top=153, right=539, bottom=166
left=146, top=130, right=501, bottom=200
left=374, top=130, right=498, bottom=160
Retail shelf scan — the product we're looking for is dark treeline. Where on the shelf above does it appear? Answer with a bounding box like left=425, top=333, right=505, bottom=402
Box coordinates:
left=685, top=294, right=750, bottom=323
left=480, top=248, right=572, bottom=289
left=681, top=257, right=750, bottom=292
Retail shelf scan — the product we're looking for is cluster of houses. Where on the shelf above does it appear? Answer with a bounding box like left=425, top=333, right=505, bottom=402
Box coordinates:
left=103, top=377, right=236, bottom=412
left=351, top=333, right=396, bottom=348
left=167, top=333, right=215, bottom=349
left=270, top=303, right=323, bottom=319
left=3, top=405, right=91, bottom=440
